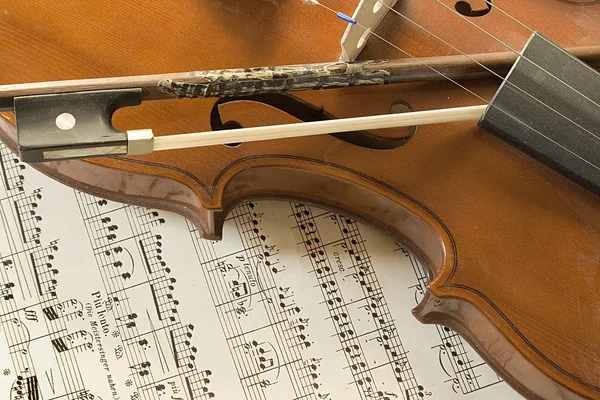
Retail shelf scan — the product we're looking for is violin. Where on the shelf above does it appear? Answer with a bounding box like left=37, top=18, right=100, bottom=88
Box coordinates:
left=0, top=1, right=599, bottom=399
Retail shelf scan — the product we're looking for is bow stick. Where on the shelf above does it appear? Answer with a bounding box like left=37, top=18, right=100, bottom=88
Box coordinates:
left=0, top=48, right=598, bottom=111
left=3, top=31, right=600, bottom=198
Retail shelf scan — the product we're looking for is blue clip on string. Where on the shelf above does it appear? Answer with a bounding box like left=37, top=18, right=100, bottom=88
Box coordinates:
left=337, top=12, right=357, bottom=25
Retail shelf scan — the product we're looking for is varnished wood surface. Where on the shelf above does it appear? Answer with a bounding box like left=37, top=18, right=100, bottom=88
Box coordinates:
left=1, top=1, right=600, bottom=399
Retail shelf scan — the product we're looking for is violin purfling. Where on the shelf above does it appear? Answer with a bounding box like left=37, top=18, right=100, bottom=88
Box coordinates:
left=0, top=1, right=599, bottom=399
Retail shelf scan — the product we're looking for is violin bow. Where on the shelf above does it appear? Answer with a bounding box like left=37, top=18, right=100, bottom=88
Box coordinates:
left=0, top=46, right=598, bottom=154
left=2, top=33, right=600, bottom=194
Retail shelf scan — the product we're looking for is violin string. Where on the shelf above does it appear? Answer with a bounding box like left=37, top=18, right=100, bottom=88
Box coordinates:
left=480, top=0, right=534, bottom=33
left=305, top=3, right=488, bottom=102
left=306, top=1, right=600, bottom=172
left=358, top=23, right=600, bottom=171
left=315, top=0, right=600, bottom=120
left=431, top=0, right=600, bottom=113
left=374, top=1, right=600, bottom=144
left=303, top=4, right=490, bottom=113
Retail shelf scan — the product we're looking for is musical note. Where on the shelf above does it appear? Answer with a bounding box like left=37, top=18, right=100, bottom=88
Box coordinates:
left=137, top=208, right=166, bottom=228
left=0, top=147, right=26, bottom=191
left=130, top=361, right=151, bottom=377
left=170, top=325, right=198, bottom=370
left=0, top=145, right=516, bottom=400
left=229, top=280, right=249, bottom=298
left=50, top=331, right=93, bottom=353
left=150, top=278, right=179, bottom=322
left=241, top=340, right=281, bottom=375
left=11, top=375, right=39, bottom=400
left=278, top=286, right=296, bottom=310
left=184, top=371, right=215, bottom=400
left=1, top=282, right=15, bottom=300
left=216, top=260, right=235, bottom=273
left=13, top=190, right=44, bottom=244
left=139, top=233, right=165, bottom=274
left=2, top=258, right=13, bottom=270
left=117, top=313, right=138, bottom=329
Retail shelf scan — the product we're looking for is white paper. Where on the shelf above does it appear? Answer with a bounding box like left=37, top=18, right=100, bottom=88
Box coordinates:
left=0, top=142, right=522, bottom=400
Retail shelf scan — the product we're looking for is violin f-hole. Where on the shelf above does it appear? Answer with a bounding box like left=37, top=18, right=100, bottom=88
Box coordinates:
left=455, top=0, right=493, bottom=17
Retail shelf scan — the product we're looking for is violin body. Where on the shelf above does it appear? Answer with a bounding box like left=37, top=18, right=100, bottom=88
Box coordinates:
left=1, top=1, right=599, bottom=398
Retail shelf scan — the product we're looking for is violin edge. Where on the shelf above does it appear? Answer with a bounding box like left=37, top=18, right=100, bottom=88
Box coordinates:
left=413, top=292, right=583, bottom=399
left=0, top=114, right=595, bottom=400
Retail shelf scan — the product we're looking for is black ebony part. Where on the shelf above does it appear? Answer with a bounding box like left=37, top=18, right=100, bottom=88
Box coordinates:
left=15, top=89, right=142, bottom=162
left=478, top=33, right=600, bottom=196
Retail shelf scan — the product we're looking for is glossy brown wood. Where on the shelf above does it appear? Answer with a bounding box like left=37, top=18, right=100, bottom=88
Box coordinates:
left=1, top=1, right=599, bottom=399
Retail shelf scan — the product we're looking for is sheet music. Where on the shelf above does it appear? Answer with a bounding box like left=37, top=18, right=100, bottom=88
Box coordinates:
left=0, top=141, right=522, bottom=400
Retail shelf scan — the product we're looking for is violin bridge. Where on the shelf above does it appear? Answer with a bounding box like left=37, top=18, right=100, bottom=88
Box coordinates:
left=340, top=0, right=398, bottom=62
left=478, top=33, right=600, bottom=196
left=14, top=89, right=154, bottom=162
